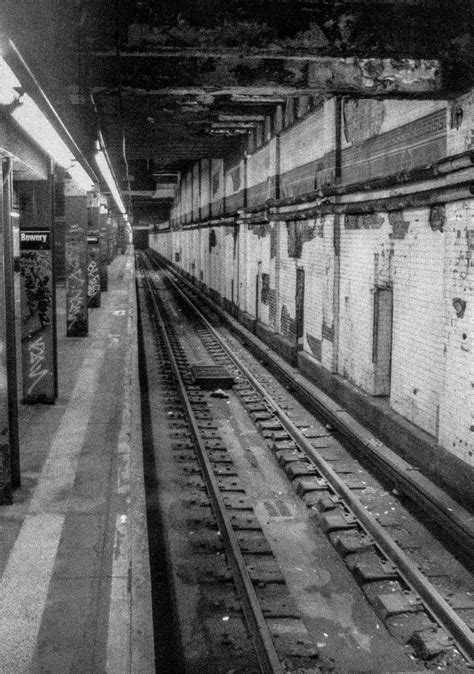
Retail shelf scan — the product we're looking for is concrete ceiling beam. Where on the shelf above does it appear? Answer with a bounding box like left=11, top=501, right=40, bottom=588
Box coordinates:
left=87, top=53, right=443, bottom=98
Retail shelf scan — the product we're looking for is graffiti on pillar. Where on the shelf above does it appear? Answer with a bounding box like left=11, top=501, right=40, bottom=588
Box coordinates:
left=20, top=251, right=52, bottom=330
left=66, top=224, right=88, bottom=336
left=87, top=233, right=101, bottom=308
left=20, top=231, right=55, bottom=403
left=99, top=226, right=108, bottom=291
left=88, top=259, right=101, bottom=302
left=26, top=334, right=49, bottom=397
left=0, top=339, right=12, bottom=503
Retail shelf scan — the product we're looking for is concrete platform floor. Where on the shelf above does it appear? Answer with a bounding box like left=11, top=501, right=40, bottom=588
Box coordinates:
left=0, top=249, right=154, bottom=673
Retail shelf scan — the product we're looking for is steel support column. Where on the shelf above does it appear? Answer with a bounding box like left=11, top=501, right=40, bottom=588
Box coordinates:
left=0, top=161, right=13, bottom=502
left=2, top=160, right=20, bottom=488
left=18, top=179, right=56, bottom=404
left=87, top=190, right=101, bottom=308
left=65, top=181, right=88, bottom=337
left=99, top=196, right=108, bottom=291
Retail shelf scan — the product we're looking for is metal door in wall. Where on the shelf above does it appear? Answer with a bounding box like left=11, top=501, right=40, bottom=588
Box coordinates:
left=296, top=267, right=305, bottom=349
left=373, top=286, right=393, bottom=396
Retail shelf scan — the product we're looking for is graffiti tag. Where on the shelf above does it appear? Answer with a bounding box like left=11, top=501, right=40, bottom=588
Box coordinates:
left=27, top=335, right=49, bottom=396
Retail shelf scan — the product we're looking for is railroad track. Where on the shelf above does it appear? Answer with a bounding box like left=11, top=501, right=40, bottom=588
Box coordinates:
left=137, top=254, right=332, bottom=672
left=138, top=250, right=474, bottom=671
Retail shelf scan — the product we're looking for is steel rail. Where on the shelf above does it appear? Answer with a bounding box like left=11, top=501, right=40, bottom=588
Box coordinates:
left=157, top=258, right=474, bottom=665
left=139, top=261, right=284, bottom=674
left=150, top=253, right=474, bottom=563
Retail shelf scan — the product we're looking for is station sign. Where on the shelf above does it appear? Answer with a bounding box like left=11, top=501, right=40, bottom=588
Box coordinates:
left=20, top=230, right=51, bottom=249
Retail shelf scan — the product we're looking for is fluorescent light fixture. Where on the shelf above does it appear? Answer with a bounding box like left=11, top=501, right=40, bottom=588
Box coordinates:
left=0, top=54, right=95, bottom=192
left=68, top=161, right=96, bottom=193
left=95, top=149, right=127, bottom=214
left=0, top=58, right=21, bottom=105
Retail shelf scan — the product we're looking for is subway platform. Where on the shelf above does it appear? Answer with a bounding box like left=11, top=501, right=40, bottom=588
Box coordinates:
left=0, top=249, right=154, bottom=673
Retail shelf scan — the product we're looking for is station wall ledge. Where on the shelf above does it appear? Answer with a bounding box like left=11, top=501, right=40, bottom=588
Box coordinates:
left=172, top=149, right=474, bottom=230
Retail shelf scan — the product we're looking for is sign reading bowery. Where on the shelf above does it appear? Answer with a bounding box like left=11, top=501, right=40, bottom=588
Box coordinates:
left=20, top=230, right=51, bottom=249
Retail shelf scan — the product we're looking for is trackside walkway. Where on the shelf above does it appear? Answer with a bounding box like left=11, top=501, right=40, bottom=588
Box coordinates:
left=0, top=248, right=154, bottom=673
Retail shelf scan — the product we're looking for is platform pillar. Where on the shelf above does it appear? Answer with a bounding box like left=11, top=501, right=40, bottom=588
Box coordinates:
left=65, top=181, right=88, bottom=337
left=0, top=162, right=14, bottom=502
left=87, top=190, right=101, bottom=308
left=18, top=179, right=56, bottom=405
left=3, top=160, right=20, bottom=488
left=98, top=196, right=109, bottom=290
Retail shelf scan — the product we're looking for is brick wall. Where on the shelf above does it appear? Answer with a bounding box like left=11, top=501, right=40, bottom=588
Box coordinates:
left=192, top=163, right=200, bottom=221
left=438, top=200, right=473, bottom=466
left=300, top=215, right=336, bottom=370
left=151, top=90, right=474, bottom=470
left=390, top=208, right=445, bottom=436
left=211, top=159, right=224, bottom=216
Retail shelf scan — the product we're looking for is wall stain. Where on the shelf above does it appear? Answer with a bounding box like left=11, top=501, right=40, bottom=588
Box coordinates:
left=429, top=204, right=446, bottom=232
left=281, top=304, right=296, bottom=341
left=287, top=221, right=317, bottom=258
left=345, top=213, right=384, bottom=230
left=389, top=211, right=410, bottom=239
left=249, top=222, right=271, bottom=238
left=322, top=321, right=334, bottom=343
left=306, top=333, right=322, bottom=361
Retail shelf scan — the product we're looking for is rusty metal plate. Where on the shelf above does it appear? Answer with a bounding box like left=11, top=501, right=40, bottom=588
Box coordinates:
left=191, top=364, right=234, bottom=389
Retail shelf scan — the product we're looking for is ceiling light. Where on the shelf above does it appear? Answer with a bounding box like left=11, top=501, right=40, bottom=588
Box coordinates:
left=11, top=93, right=77, bottom=167
left=95, top=149, right=127, bottom=214
left=0, top=58, right=21, bottom=105
left=1, top=53, right=95, bottom=192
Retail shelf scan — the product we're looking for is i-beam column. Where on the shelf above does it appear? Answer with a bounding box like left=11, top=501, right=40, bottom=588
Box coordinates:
left=0, top=160, right=14, bottom=502
left=18, top=178, right=56, bottom=404
left=65, top=180, right=89, bottom=337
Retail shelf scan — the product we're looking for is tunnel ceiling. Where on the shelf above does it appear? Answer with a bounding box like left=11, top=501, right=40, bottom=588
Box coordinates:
left=2, top=0, right=472, bottom=224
